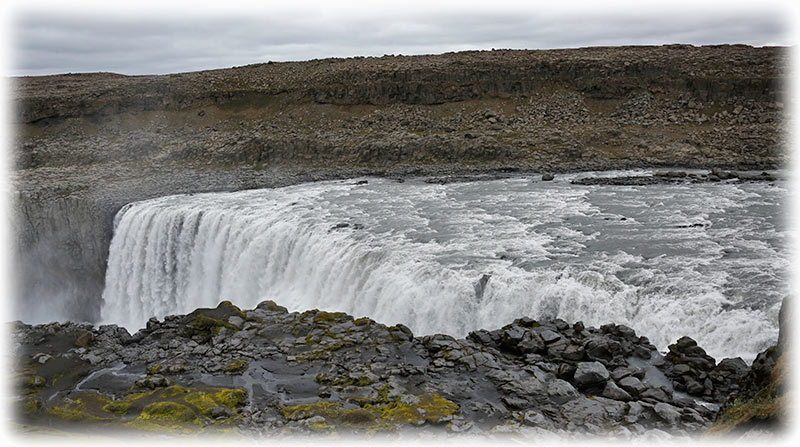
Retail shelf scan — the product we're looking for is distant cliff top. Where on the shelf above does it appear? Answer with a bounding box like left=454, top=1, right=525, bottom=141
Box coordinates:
left=12, top=45, right=787, bottom=124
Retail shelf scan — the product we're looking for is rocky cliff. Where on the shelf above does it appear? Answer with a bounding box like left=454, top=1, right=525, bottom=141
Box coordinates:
left=10, top=301, right=758, bottom=438
left=10, top=44, right=789, bottom=323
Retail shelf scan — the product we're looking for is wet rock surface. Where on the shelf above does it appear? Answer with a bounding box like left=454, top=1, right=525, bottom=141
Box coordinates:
left=11, top=300, right=761, bottom=438
left=571, top=169, right=782, bottom=186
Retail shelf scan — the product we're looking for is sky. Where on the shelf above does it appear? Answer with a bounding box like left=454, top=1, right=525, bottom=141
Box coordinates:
left=3, top=0, right=797, bottom=77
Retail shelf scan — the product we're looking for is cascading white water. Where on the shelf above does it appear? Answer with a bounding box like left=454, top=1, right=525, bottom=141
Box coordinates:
left=101, top=171, right=788, bottom=362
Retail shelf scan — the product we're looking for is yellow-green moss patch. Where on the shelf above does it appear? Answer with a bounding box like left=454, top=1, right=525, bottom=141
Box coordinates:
left=709, top=354, right=788, bottom=436
left=376, top=393, right=459, bottom=425
left=281, top=401, right=343, bottom=421
left=125, top=401, right=200, bottom=433
left=211, top=388, right=247, bottom=408
left=45, top=393, right=115, bottom=422
left=257, top=300, right=288, bottom=313
left=280, top=393, right=460, bottom=431
left=353, top=317, right=371, bottom=326
left=183, top=314, right=236, bottom=338
left=161, top=385, right=190, bottom=398
left=39, top=384, right=247, bottom=434
left=226, top=358, right=248, bottom=373
left=312, top=311, right=349, bottom=324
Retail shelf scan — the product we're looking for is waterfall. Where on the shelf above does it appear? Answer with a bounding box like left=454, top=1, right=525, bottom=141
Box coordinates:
left=100, top=175, right=786, bottom=362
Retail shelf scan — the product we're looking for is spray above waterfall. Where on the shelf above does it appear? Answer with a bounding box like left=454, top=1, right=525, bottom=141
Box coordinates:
left=100, top=171, right=788, bottom=362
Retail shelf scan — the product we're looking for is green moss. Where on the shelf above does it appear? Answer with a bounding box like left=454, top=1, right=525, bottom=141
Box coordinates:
left=307, top=418, right=335, bottom=431
left=161, top=385, right=190, bottom=398
left=376, top=393, right=459, bottom=425
left=46, top=394, right=115, bottom=422
left=147, top=364, right=163, bottom=375
left=281, top=401, right=343, bottom=421
left=184, top=392, right=217, bottom=416
left=338, top=408, right=377, bottom=426
left=353, top=317, right=371, bottom=326
left=280, top=393, right=460, bottom=431
left=20, top=375, right=46, bottom=394
left=313, top=311, right=347, bottom=324
left=23, top=398, right=41, bottom=415
left=38, top=383, right=247, bottom=434
left=257, top=300, right=288, bottom=313
left=181, top=301, right=245, bottom=339
left=183, top=314, right=236, bottom=338
left=126, top=402, right=200, bottom=433
left=102, top=400, right=133, bottom=416
left=375, top=384, right=391, bottom=403
left=709, top=354, right=788, bottom=435
left=314, top=373, right=372, bottom=387
left=220, top=300, right=246, bottom=317
left=225, top=358, right=248, bottom=373
left=210, top=388, right=247, bottom=408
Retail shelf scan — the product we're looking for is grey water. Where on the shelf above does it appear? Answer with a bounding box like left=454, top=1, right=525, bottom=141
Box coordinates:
left=101, top=169, right=788, bottom=362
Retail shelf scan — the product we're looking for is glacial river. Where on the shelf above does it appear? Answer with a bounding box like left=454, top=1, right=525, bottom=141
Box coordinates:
left=100, top=170, right=789, bottom=362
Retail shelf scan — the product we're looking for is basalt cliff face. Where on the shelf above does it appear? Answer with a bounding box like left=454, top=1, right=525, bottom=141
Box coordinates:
left=10, top=44, right=789, bottom=323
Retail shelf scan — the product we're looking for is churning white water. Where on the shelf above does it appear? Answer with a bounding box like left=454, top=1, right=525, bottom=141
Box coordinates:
left=100, top=170, right=788, bottom=362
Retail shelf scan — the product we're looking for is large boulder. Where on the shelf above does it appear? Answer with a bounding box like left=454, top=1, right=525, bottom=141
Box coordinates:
left=573, top=361, right=610, bottom=390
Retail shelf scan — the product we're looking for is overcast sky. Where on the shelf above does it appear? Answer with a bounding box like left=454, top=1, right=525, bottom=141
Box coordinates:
left=4, top=0, right=797, bottom=77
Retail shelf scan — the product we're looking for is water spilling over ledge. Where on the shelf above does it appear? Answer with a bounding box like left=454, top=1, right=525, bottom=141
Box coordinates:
left=100, top=170, right=788, bottom=362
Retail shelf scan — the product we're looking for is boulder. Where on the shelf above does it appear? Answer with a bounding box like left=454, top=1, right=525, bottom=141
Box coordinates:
left=547, top=378, right=579, bottom=404
left=603, top=380, right=633, bottom=401
left=654, top=402, right=681, bottom=426
left=573, top=361, right=610, bottom=389
left=618, top=376, right=647, bottom=397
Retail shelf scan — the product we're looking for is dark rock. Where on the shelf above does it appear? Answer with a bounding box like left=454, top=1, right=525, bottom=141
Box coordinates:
left=542, top=173, right=555, bottom=181
left=518, top=331, right=546, bottom=354
left=618, top=376, right=647, bottom=397
left=547, top=379, right=579, bottom=404
left=654, top=402, right=681, bottom=425
left=640, top=387, right=671, bottom=403
left=685, top=378, right=705, bottom=395
left=603, top=380, right=633, bottom=401
left=536, top=329, right=562, bottom=344
left=584, top=337, right=623, bottom=364
left=474, top=274, right=491, bottom=301
left=501, top=395, right=529, bottom=410
left=573, top=361, right=610, bottom=389
left=551, top=343, right=585, bottom=361
left=12, top=304, right=732, bottom=436
left=467, top=329, right=494, bottom=346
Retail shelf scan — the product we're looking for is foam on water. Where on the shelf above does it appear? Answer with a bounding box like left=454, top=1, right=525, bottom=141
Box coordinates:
left=100, top=171, right=788, bottom=362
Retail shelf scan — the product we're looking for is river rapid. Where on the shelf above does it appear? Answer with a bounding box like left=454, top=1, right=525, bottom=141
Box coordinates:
left=100, top=170, right=788, bottom=362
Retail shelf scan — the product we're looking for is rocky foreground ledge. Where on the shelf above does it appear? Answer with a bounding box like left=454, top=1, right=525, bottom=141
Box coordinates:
left=11, top=301, right=786, bottom=439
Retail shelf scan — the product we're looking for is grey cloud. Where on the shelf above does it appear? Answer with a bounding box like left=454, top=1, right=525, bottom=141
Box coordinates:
left=10, top=7, right=790, bottom=76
